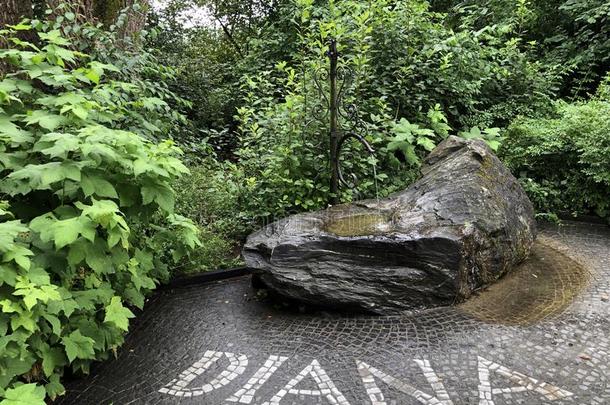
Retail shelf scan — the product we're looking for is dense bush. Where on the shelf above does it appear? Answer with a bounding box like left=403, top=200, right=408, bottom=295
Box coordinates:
left=147, top=2, right=246, bottom=159
left=229, top=0, right=538, bottom=221
left=435, top=0, right=610, bottom=98
left=173, top=162, right=246, bottom=272
left=145, top=0, right=609, bottom=238
left=0, top=12, right=199, bottom=403
left=501, top=79, right=610, bottom=220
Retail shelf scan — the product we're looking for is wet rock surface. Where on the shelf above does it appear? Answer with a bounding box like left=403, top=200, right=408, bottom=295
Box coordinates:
left=243, top=136, right=537, bottom=314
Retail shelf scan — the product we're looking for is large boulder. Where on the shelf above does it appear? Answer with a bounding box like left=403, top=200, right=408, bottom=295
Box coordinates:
left=243, top=136, right=537, bottom=314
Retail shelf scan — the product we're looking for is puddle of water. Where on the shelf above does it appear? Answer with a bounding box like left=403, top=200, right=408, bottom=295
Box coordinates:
left=459, top=241, right=590, bottom=326
left=324, top=212, right=390, bottom=237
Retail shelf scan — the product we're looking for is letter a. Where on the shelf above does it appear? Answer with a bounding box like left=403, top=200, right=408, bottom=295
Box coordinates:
left=477, top=356, right=573, bottom=405
left=356, top=359, right=454, bottom=405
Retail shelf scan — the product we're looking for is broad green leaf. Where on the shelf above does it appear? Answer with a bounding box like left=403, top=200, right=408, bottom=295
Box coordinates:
left=45, top=374, right=65, bottom=400
left=84, top=239, right=113, bottom=273
left=27, top=267, right=51, bottom=285
left=31, top=216, right=97, bottom=250
left=0, top=383, right=46, bottom=405
left=80, top=173, right=118, bottom=199
left=14, top=284, right=61, bottom=310
left=417, top=137, right=436, bottom=151
left=0, top=354, right=36, bottom=393
left=2, top=245, right=33, bottom=270
left=104, top=296, right=135, bottom=331
left=34, top=132, right=80, bottom=158
left=0, top=116, right=34, bottom=145
left=0, top=264, right=18, bottom=286
left=45, top=296, right=78, bottom=318
left=487, top=140, right=501, bottom=151
left=61, top=330, right=95, bottom=363
left=6, top=161, right=82, bottom=193
left=41, top=345, right=67, bottom=377
left=42, top=313, right=62, bottom=336
left=38, top=29, right=70, bottom=46
left=0, top=220, right=28, bottom=253
left=11, top=311, right=38, bottom=332
left=22, top=110, right=67, bottom=131
left=141, top=183, right=174, bottom=212
left=140, top=97, right=167, bottom=110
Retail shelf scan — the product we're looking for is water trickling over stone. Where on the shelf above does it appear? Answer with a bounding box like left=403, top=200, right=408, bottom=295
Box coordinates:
left=243, top=136, right=537, bottom=314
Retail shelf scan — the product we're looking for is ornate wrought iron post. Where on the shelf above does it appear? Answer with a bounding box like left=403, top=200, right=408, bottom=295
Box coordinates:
left=307, top=38, right=375, bottom=205
left=328, top=39, right=340, bottom=204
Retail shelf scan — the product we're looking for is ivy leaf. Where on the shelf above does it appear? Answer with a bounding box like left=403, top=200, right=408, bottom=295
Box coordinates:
left=104, top=296, right=135, bottom=332
left=0, top=383, right=46, bottom=405
left=61, top=330, right=96, bottom=363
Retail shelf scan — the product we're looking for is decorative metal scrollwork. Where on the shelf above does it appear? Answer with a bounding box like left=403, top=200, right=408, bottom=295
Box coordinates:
left=303, top=38, right=376, bottom=204
left=327, top=39, right=375, bottom=203
left=336, top=132, right=375, bottom=189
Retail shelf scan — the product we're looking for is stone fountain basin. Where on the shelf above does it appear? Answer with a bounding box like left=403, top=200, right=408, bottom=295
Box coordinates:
left=243, top=136, right=537, bottom=314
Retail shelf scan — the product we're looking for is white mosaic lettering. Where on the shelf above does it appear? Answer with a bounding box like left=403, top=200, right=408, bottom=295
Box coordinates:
left=477, top=356, right=573, bottom=405
left=159, top=350, right=248, bottom=397
left=227, top=355, right=289, bottom=404
left=356, top=359, right=454, bottom=405
left=261, top=359, right=350, bottom=405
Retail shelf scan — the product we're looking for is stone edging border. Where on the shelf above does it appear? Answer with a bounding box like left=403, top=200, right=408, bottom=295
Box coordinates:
left=163, top=267, right=253, bottom=289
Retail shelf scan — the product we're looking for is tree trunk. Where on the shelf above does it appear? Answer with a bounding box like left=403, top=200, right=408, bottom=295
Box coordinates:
left=45, top=0, right=96, bottom=22
left=0, top=0, right=33, bottom=27
left=113, top=0, right=150, bottom=40
left=92, top=0, right=150, bottom=39
left=45, top=0, right=149, bottom=39
left=0, top=0, right=33, bottom=75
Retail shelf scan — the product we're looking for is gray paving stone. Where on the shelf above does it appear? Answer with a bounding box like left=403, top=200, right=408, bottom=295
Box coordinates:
left=56, top=221, right=610, bottom=405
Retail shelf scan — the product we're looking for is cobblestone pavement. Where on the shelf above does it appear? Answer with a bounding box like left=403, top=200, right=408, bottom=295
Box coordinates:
left=57, top=222, right=610, bottom=405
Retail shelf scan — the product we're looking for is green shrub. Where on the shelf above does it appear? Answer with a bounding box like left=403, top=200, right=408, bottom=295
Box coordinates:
left=434, top=0, right=610, bottom=98
left=0, top=16, right=199, bottom=402
left=173, top=162, right=246, bottom=273
left=502, top=91, right=610, bottom=220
